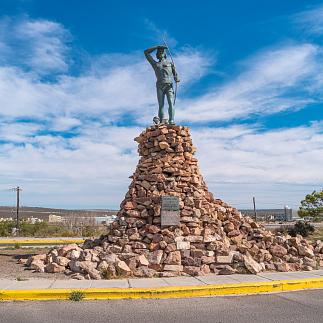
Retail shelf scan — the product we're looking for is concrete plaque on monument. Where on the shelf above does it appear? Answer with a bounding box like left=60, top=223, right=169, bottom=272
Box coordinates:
left=161, top=196, right=180, bottom=226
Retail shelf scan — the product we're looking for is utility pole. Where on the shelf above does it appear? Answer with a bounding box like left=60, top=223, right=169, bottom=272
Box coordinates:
left=284, top=205, right=289, bottom=222
left=12, top=186, right=22, bottom=230
left=253, top=196, right=257, bottom=222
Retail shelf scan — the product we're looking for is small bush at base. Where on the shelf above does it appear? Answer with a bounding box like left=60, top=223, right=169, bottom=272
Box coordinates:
left=288, top=221, right=315, bottom=237
left=100, top=269, right=113, bottom=280
left=69, top=290, right=85, bottom=301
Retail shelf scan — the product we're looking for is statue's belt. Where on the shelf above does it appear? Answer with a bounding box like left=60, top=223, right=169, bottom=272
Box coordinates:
left=156, top=82, right=173, bottom=89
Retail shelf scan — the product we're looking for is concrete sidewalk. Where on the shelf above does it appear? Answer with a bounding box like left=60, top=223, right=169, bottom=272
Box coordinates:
left=1, top=270, right=323, bottom=291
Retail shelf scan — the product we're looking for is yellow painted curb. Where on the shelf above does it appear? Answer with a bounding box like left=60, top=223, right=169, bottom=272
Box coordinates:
left=1, top=277, right=323, bottom=301
left=0, top=239, right=84, bottom=245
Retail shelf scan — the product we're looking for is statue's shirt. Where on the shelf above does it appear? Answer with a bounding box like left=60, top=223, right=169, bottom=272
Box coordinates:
left=145, top=54, right=174, bottom=86
left=153, top=61, right=174, bottom=85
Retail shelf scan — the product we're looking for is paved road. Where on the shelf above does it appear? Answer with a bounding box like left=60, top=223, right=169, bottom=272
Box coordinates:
left=0, top=290, right=322, bottom=323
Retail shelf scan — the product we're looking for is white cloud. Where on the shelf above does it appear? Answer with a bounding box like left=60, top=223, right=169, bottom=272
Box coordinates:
left=192, top=122, right=323, bottom=187
left=1, top=122, right=323, bottom=209
left=189, top=122, right=323, bottom=208
left=0, top=121, right=42, bottom=142
left=0, top=47, right=212, bottom=124
left=143, top=19, right=177, bottom=48
left=1, top=17, right=319, bottom=127
left=175, top=47, right=214, bottom=89
left=0, top=124, right=140, bottom=208
left=178, top=43, right=319, bottom=122
left=293, top=5, right=323, bottom=35
left=0, top=16, right=70, bottom=75
left=51, top=117, right=81, bottom=131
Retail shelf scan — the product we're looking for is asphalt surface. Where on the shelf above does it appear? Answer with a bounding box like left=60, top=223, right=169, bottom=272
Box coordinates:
left=0, top=290, right=322, bottom=323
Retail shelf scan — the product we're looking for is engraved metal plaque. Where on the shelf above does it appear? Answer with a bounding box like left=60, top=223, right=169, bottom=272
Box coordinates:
left=161, top=196, right=180, bottom=226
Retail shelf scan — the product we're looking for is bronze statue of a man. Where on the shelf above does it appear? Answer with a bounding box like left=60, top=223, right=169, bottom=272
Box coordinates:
left=144, top=45, right=180, bottom=125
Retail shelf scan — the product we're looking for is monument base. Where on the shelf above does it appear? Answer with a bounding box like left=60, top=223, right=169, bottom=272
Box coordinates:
left=23, top=125, right=323, bottom=278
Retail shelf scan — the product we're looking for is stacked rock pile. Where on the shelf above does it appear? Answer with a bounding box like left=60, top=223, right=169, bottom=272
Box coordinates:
left=23, top=125, right=323, bottom=280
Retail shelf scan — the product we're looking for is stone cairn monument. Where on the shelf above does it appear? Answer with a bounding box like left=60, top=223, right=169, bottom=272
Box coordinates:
left=22, top=44, right=323, bottom=279
left=23, top=124, right=323, bottom=280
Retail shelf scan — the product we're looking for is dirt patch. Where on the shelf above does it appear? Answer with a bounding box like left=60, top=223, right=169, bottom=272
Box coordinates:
left=0, top=248, right=70, bottom=280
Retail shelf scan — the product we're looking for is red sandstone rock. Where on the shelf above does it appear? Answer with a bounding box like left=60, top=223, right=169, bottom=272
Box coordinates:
left=164, top=251, right=181, bottom=265
left=164, top=264, right=183, bottom=272
left=58, top=243, right=81, bottom=257
left=26, top=254, right=46, bottom=267
left=30, top=260, right=45, bottom=273
left=54, top=256, right=70, bottom=267
left=243, top=255, right=263, bottom=274
left=270, top=245, right=288, bottom=258
left=116, top=261, right=131, bottom=276
left=45, top=262, right=66, bottom=273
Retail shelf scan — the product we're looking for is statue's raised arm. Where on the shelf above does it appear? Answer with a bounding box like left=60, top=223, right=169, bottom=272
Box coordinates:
left=144, top=45, right=159, bottom=67
left=144, top=45, right=179, bottom=125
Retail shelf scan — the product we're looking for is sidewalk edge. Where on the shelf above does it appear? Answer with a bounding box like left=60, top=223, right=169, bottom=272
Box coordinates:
left=1, top=277, right=323, bottom=301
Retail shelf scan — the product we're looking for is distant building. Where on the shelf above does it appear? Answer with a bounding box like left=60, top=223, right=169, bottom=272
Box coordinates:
left=0, top=217, right=13, bottom=222
left=240, top=208, right=293, bottom=222
left=95, top=215, right=117, bottom=225
left=0, top=216, right=42, bottom=223
left=48, top=214, right=63, bottom=223
left=25, top=217, right=43, bottom=224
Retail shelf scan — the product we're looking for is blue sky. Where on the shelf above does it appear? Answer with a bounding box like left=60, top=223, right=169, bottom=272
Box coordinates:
left=0, top=0, right=323, bottom=210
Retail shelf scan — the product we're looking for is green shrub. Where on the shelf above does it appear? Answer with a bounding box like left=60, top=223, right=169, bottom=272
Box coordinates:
left=82, top=225, right=98, bottom=237
left=0, top=221, right=15, bottom=236
left=100, top=269, right=111, bottom=280
left=299, top=190, right=323, bottom=220
left=69, top=290, right=85, bottom=301
left=0, top=219, right=103, bottom=237
left=288, top=221, right=315, bottom=237
left=19, top=222, right=75, bottom=237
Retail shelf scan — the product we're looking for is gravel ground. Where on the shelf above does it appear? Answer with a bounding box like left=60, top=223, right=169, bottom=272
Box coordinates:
left=0, top=248, right=70, bottom=280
